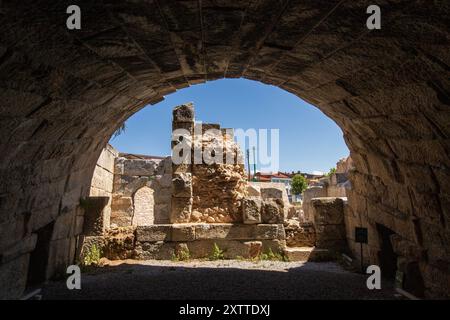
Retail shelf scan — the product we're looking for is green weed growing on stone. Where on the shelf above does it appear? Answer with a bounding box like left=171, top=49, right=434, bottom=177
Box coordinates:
left=172, top=248, right=191, bottom=261
left=83, top=244, right=102, bottom=266
left=209, top=243, right=225, bottom=260
left=260, top=248, right=288, bottom=261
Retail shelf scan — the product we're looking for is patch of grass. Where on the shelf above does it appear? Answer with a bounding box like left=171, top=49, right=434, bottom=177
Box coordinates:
left=172, top=247, right=191, bottom=261
left=260, top=248, right=288, bottom=262
left=209, top=243, right=225, bottom=260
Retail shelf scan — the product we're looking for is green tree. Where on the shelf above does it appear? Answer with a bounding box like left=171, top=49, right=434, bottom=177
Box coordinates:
left=291, top=174, right=308, bottom=195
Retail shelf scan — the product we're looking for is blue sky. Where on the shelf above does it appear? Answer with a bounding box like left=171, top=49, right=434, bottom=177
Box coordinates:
left=110, top=78, right=349, bottom=174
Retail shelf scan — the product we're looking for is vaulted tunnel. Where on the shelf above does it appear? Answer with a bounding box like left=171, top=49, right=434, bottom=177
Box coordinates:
left=0, top=0, right=449, bottom=299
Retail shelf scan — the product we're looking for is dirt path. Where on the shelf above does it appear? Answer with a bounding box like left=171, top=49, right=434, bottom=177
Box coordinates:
left=41, top=260, right=400, bottom=300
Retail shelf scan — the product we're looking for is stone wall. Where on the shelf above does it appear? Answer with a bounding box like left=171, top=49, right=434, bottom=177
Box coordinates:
left=302, top=186, right=328, bottom=222
left=171, top=104, right=248, bottom=224
left=88, top=144, right=118, bottom=232
left=134, top=223, right=286, bottom=260
left=111, top=156, right=172, bottom=227
left=312, top=198, right=347, bottom=252
left=248, top=182, right=291, bottom=218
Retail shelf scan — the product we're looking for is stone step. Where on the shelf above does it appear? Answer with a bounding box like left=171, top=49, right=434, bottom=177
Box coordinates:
left=283, top=247, right=333, bottom=262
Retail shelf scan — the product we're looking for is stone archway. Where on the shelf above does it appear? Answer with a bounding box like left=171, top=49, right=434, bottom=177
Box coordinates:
left=0, top=1, right=448, bottom=299
left=133, top=186, right=155, bottom=226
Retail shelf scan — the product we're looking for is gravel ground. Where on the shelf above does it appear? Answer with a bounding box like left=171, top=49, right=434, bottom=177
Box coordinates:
left=41, top=259, right=400, bottom=300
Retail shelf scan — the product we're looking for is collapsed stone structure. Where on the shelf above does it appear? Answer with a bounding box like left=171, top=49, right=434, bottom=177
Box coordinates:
left=171, top=103, right=247, bottom=224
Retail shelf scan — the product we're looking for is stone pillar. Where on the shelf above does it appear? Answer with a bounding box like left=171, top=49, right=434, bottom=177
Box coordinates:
left=170, top=103, right=194, bottom=223
left=311, top=197, right=347, bottom=251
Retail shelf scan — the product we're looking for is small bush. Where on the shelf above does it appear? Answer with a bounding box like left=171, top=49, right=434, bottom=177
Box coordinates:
left=209, top=243, right=225, bottom=260
left=83, top=244, right=102, bottom=266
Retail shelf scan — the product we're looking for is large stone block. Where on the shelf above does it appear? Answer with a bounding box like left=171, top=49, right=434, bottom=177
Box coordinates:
left=261, top=199, right=284, bottom=224
left=81, top=196, right=109, bottom=236
left=121, top=158, right=159, bottom=176
left=170, top=197, right=192, bottom=223
left=247, top=184, right=261, bottom=197
left=172, top=224, right=196, bottom=241
left=135, top=225, right=171, bottom=242
left=261, top=187, right=283, bottom=199
left=194, top=223, right=282, bottom=240
left=173, top=103, right=194, bottom=122
left=172, top=172, right=192, bottom=197
left=311, top=197, right=345, bottom=225
left=242, top=197, right=262, bottom=224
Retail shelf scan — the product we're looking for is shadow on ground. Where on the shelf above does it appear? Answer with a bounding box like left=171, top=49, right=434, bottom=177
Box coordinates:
left=41, top=261, right=398, bottom=300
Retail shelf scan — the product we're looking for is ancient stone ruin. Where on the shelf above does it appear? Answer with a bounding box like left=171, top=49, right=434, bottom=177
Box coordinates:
left=79, top=104, right=357, bottom=266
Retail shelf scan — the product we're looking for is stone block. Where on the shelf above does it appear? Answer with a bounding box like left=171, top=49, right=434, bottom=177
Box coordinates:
left=261, top=187, right=283, bottom=199
left=110, top=211, right=132, bottom=227
left=172, top=172, right=192, bottom=197
left=81, top=196, right=109, bottom=236
left=154, top=203, right=170, bottom=224
left=244, top=241, right=262, bottom=259
left=311, top=197, right=345, bottom=225
left=242, top=197, right=262, bottom=224
left=315, top=224, right=347, bottom=241
left=135, top=225, right=172, bottom=242
left=261, top=200, right=284, bottom=223
left=133, top=241, right=164, bottom=260
left=194, top=224, right=232, bottom=239
left=111, top=196, right=133, bottom=213
left=172, top=224, right=196, bottom=241
left=173, top=103, right=194, bottom=122
left=261, top=240, right=286, bottom=255
left=122, top=158, right=159, bottom=176
left=170, top=197, right=192, bottom=223
left=194, top=223, right=282, bottom=240
left=247, top=184, right=261, bottom=197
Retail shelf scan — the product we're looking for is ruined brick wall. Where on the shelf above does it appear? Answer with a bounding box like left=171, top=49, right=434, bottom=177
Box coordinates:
left=191, top=125, right=247, bottom=223
left=171, top=103, right=248, bottom=223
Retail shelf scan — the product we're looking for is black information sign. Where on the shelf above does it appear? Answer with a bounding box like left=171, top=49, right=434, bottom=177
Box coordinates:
left=355, top=227, right=368, bottom=244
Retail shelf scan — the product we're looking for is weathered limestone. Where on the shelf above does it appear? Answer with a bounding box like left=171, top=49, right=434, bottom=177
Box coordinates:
left=112, top=156, right=172, bottom=226
left=261, top=199, right=284, bottom=224
left=285, top=222, right=316, bottom=247
left=135, top=223, right=285, bottom=242
left=171, top=104, right=194, bottom=223
left=89, top=144, right=118, bottom=232
left=170, top=103, right=248, bottom=223
left=132, top=223, right=285, bottom=259
left=242, top=197, right=262, bottom=224
left=311, top=198, right=347, bottom=251
left=132, top=186, right=155, bottom=226
left=82, top=196, right=110, bottom=236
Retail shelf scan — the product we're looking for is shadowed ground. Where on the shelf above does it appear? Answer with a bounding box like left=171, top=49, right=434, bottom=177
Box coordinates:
left=41, top=260, right=399, bottom=300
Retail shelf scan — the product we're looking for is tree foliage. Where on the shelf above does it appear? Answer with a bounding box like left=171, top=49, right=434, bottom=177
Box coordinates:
left=291, top=174, right=308, bottom=195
